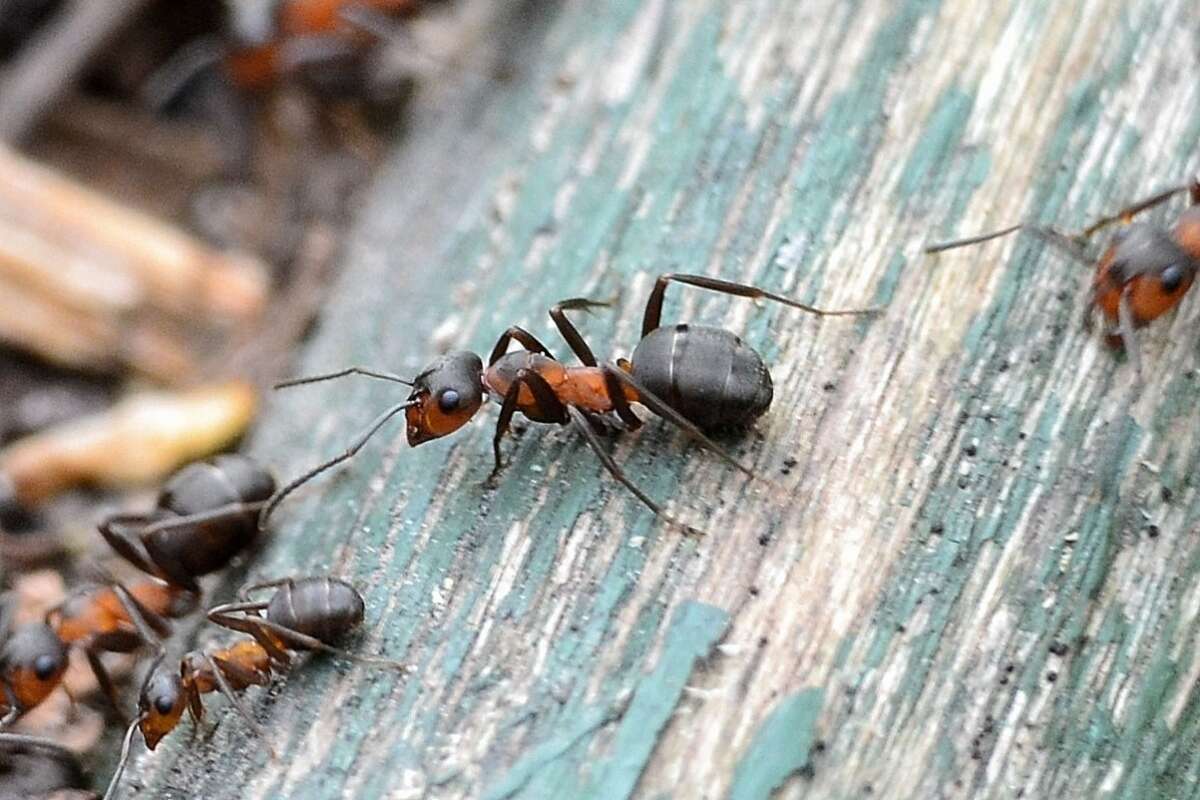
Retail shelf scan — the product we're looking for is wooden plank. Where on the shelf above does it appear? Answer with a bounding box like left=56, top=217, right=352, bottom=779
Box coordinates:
left=122, top=0, right=1200, bottom=798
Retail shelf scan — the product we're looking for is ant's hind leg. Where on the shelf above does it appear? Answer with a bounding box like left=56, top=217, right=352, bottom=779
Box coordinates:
left=641, top=273, right=879, bottom=336
left=549, top=298, right=612, bottom=367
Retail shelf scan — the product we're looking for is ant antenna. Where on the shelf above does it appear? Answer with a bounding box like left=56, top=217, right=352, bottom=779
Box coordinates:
left=258, top=399, right=418, bottom=529
left=102, top=713, right=146, bottom=800
left=274, top=367, right=412, bottom=390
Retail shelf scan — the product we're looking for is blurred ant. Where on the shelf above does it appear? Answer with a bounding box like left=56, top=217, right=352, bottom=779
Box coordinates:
left=261, top=273, right=878, bottom=535
left=98, top=454, right=275, bottom=594
left=926, top=180, right=1200, bottom=380
left=103, top=576, right=402, bottom=800
left=0, top=457, right=273, bottom=729
left=222, top=0, right=430, bottom=93
left=0, top=732, right=88, bottom=798
left=0, top=573, right=174, bottom=728
left=26, top=454, right=275, bottom=716
left=0, top=618, right=68, bottom=730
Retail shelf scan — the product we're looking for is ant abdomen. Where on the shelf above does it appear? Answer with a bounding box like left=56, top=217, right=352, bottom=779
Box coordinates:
left=630, top=324, right=773, bottom=431
left=265, top=577, right=365, bottom=647
left=142, top=455, right=275, bottom=586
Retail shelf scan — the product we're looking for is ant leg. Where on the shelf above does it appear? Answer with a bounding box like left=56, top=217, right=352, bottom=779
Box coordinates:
left=1117, top=288, right=1144, bottom=384
left=137, top=502, right=268, bottom=538
left=0, top=593, right=13, bottom=640
left=487, top=327, right=555, bottom=366
left=259, top=399, right=417, bottom=528
left=549, top=298, right=613, bottom=366
left=206, top=655, right=277, bottom=759
left=601, top=364, right=756, bottom=480
left=205, top=610, right=291, bottom=666
left=490, top=379, right=528, bottom=478
left=234, top=578, right=294, bottom=602
left=564, top=406, right=705, bottom=538
left=0, top=684, right=20, bottom=729
left=274, top=366, right=412, bottom=390
left=233, top=618, right=406, bottom=670
left=641, top=273, right=879, bottom=336
left=85, top=563, right=173, bottom=641
left=85, top=649, right=128, bottom=724
left=1078, top=184, right=1190, bottom=240
left=206, top=601, right=269, bottom=625
left=97, top=514, right=162, bottom=577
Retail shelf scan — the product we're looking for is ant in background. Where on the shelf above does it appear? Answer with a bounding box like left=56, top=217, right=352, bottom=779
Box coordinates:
left=926, top=180, right=1200, bottom=381
left=13, top=454, right=275, bottom=720
left=1, top=569, right=176, bottom=728
left=98, top=454, right=275, bottom=595
left=102, top=576, right=403, bottom=800
left=261, top=273, right=878, bottom=535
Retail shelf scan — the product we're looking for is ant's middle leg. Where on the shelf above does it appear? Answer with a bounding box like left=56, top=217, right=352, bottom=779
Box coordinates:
left=489, top=369, right=569, bottom=478
left=488, top=327, right=555, bottom=366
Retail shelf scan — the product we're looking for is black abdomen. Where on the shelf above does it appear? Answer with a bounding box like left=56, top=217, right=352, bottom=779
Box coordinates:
left=148, top=455, right=276, bottom=583
left=267, top=577, right=365, bottom=647
left=630, top=324, right=773, bottom=431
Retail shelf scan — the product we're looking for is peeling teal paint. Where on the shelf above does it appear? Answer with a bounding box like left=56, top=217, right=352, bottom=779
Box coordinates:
left=585, top=601, right=730, bottom=799
left=729, top=688, right=824, bottom=800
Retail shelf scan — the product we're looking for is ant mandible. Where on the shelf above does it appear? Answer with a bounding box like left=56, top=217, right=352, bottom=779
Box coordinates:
left=926, top=180, right=1200, bottom=380
left=102, top=576, right=403, bottom=800
left=260, top=273, right=877, bottom=535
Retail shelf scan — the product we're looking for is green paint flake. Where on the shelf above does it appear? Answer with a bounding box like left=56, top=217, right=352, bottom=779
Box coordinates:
left=586, top=601, right=731, bottom=799
left=729, top=688, right=825, bottom=800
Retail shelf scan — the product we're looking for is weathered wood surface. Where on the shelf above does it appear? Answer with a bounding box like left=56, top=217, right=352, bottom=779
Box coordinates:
left=127, top=0, right=1200, bottom=798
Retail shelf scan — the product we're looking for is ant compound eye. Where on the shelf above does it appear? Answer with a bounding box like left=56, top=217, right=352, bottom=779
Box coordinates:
left=438, top=389, right=461, bottom=413
left=155, top=695, right=176, bottom=716
left=33, top=654, right=59, bottom=680
left=1161, top=264, right=1186, bottom=293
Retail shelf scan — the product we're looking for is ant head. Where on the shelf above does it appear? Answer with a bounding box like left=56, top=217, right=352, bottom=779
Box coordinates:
left=138, top=660, right=187, bottom=750
left=1, top=623, right=67, bottom=709
left=406, top=351, right=485, bottom=446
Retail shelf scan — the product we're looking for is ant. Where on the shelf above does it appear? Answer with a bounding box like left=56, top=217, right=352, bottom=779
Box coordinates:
left=13, top=454, right=277, bottom=717
left=102, top=576, right=403, bottom=800
left=98, top=454, right=275, bottom=594
left=260, top=273, right=878, bottom=535
left=0, top=574, right=176, bottom=728
left=0, top=732, right=88, bottom=798
left=926, top=180, right=1200, bottom=381
left=0, top=619, right=68, bottom=730
left=222, top=0, right=429, bottom=93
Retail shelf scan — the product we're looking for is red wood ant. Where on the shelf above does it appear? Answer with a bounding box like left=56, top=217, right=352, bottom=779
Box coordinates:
left=0, top=575, right=182, bottom=728
left=260, top=273, right=878, bottom=535
left=926, top=180, right=1200, bottom=380
left=2, top=454, right=277, bottom=719
left=0, top=732, right=88, bottom=798
left=223, top=0, right=425, bottom=92
left=0, top=620, right=68, bottom=730
left=102, top=576, right=402, bottom=800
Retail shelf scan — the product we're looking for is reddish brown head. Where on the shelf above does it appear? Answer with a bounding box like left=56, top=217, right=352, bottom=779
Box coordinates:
left=405, top=352, right=485, bottom=446
left=137, top=658, right=189, bottom=750
left=0, top=623, right=68, bottom=713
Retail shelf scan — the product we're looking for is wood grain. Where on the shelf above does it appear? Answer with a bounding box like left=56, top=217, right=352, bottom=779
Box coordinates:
left=124, top=0, right=1200, bottom=798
